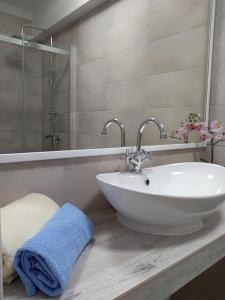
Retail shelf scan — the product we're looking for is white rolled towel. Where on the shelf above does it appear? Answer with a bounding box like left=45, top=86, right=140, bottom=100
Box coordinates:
left=1, top=193, right=59, bottom=283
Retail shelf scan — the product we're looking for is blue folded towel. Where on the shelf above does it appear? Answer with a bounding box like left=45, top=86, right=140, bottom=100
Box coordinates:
left=14, top=203, right=93, bottom=297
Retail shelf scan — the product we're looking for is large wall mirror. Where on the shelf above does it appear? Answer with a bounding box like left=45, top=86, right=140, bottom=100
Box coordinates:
left=0, top=0, right=213, bottom=154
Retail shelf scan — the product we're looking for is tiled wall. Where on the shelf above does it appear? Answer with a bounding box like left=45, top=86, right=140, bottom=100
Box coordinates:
left=0, top=12, right=43, bottom=153
left=209, top=0, right=225, bottom=165
left=55, top=0, right=209, bottom=149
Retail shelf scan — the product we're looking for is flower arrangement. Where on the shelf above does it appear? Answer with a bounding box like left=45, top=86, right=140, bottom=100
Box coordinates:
left=171, top=113, right=225, bottom=163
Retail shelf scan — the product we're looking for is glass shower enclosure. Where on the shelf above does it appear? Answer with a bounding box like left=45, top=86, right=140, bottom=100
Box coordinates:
left=0, top=29, right=70, bottom=153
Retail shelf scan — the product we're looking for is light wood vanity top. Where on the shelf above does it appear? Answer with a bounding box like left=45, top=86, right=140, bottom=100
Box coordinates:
left=4, top=204, right=225, bottom=300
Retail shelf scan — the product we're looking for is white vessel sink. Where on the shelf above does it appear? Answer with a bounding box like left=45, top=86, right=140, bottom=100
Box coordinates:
left=97, top=162, right=225, bottom=235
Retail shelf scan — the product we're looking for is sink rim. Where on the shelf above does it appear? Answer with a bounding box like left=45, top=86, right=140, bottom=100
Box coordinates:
left=96, top=162, right=225, bottom=201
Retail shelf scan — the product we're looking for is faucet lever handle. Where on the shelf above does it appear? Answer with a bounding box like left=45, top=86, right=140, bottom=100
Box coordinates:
left=125, top=148, right=152, bottom=173
left=146, top=151, right=152, bottom=161
left=139, top=149, right=152, bottom=162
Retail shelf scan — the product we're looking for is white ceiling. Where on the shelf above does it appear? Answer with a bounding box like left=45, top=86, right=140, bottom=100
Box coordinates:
left=0, top=0, right=46, bottom=20
left=0, top=0, right=107, bottom=34
left=0, top=0, right=39, bottom=12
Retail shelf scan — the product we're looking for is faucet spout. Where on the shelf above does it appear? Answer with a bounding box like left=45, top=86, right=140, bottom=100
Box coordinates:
left=101, top=118, right=126, bottom=147
left=136, top=117, right=167, bottom=152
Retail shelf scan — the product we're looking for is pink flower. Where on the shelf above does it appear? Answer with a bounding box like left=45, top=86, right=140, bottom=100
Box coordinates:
left=209, top=120, right=225, bottom=141
left=171, top=114, right=225, bottom=146
left=198, top=128, right=211, bottom=144
left=171, top=123, right=189, bottom=143
left=210, top=120, right=223, bottom=133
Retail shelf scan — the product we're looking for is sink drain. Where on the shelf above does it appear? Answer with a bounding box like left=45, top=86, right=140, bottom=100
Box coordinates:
left=144, top=178, right=150, bottom=186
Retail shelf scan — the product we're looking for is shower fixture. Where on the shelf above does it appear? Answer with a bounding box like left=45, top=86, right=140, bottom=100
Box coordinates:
left=46, top=111, right=61, bottom=149
left=21, top=24, right=53, bottom=46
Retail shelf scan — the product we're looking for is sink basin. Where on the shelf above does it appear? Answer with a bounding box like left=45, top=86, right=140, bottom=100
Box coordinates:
left=96, top=162, right=225, bottom=235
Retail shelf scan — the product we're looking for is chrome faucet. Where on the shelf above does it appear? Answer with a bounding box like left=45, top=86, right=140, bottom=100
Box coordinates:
left=101, top=118, right=126, bottom=147
left=136, top=118, right=167, bottom=152
left=127, top=117, right=167, bottom=173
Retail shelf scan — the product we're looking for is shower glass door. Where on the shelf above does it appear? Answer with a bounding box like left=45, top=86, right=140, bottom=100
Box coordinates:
left=0, top=34, right=70, bottom=153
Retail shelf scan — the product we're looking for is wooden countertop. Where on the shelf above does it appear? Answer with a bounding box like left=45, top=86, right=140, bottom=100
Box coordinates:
left=4, top=204, right=225, bottom=300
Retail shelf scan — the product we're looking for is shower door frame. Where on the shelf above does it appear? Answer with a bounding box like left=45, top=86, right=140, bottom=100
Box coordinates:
left=0, top=34, right=70, bottom=56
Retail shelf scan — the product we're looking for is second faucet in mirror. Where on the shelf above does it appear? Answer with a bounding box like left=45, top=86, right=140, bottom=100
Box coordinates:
left=101, top=119, right=126, bottom=147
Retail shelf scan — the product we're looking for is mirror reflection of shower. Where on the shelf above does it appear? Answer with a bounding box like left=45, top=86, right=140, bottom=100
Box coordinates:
left=0, top=28, right=70, bottom=153
left=21, top=25, right=60, bottom=151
